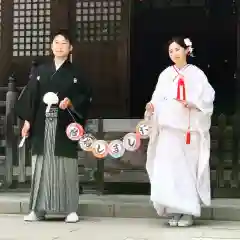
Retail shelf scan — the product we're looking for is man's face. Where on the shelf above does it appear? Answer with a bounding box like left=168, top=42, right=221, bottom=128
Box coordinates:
left=51, top=34, right=72, bottom=58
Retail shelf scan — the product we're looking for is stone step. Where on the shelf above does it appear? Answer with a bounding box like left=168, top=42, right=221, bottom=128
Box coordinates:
left=0, top=193, right=239, bottom=221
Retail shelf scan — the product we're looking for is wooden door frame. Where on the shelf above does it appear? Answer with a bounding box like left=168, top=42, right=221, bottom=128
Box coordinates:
left=0, top=0, right=132, bottom=116
left=68, top=0, right=132, bottom=117
left=0, top=0, right=14, bottom=85
left=117, top=0, right=132, bottom=117
left=236, top=1, right=240, bottom=113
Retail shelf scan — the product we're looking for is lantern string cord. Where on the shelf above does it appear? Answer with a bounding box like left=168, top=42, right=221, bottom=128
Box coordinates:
left=66, top=107, right=143, bottom=143
left=66, top=108, right=77, bottom=123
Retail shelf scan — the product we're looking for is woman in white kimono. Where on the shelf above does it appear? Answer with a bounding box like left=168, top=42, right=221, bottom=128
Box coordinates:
left=145, top=37, right=215, bottom=227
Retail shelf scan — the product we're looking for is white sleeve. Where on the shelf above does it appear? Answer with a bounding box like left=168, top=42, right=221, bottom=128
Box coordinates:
left=150, top=69, right=167, bottom=107
left=187, top=70, right=215, bottom=115
left=197, top=80, right=215, bottom=115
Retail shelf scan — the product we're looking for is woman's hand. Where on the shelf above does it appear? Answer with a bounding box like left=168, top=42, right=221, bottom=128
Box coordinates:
left=145, top=102, right=154, bottom=115
left=59, top=97, right=71, bottom=110
left=21, top=120, right=30, bottom=137
left=145, top=102, right=154, bottom=114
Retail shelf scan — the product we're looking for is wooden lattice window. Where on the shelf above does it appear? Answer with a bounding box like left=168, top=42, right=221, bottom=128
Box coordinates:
left=76, top=0, right=122, bottom=42
left=12, top=0, right=51, bottom=57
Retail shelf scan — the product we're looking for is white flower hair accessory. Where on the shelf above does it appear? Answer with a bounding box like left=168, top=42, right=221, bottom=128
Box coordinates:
left=184, top=38, right=194, bottom=56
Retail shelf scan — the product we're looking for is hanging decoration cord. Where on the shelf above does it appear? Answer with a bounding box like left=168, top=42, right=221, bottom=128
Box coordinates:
left=66, top=107, right=130, bottom=142
left=66, top=107, right=77, bottom=123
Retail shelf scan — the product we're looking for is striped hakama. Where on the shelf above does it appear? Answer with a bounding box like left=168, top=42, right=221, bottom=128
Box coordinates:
left=29, top=108, right=79, bottom=214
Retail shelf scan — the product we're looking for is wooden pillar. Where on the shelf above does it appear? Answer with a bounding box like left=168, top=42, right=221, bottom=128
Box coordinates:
left=0, top=0, right=14, bottom=85
left=236, top=1, right=240, bottom=113
left=118, top=0, right=132, bottom=117
left=5, top=75, right=18, bottom=187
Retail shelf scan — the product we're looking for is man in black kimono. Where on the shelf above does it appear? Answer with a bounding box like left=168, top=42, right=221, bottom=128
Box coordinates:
left=15, top=30, right=92, bottom=223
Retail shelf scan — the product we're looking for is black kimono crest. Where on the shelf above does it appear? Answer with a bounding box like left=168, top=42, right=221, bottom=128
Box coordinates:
left=15, top=60, right=92, bottom=158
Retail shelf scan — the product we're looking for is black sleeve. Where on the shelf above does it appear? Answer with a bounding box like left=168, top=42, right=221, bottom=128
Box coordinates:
left=15, top=67, right=40, bottom=124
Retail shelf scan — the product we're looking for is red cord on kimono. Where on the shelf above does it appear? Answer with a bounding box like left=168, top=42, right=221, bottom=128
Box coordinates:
left=176, top=77, right=191, bottom=144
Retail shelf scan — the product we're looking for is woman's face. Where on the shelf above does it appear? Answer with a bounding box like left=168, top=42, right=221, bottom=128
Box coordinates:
left=168, top=41, right=187, bottom=64
left=51, top=34, right=72, bottom=58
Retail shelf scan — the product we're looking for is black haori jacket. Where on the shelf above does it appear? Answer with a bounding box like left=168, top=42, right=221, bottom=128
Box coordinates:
left=15, top=60, right=92, bottom=158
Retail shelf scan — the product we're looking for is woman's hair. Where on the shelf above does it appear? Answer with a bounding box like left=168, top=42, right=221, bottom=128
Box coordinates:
left=168, top=36, right=194, bottom=56
left=168, top=36, right=188, bottom=49
left=51, top=29, right=73, bottom=45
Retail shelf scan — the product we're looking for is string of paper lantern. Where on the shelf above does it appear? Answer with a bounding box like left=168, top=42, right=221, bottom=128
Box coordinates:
left=18, top=92, right=153, bottom=160
left=66, top=120, right=152, bottom=159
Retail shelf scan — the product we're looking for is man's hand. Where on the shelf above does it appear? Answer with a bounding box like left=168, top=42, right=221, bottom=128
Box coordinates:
left=21, top=120, right=30, bottom=137
left=59, top=97, right=71, bottom=110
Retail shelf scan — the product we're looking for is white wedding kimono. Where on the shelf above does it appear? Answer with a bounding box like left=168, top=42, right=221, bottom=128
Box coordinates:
left=146, top=64, right=215, bottom=217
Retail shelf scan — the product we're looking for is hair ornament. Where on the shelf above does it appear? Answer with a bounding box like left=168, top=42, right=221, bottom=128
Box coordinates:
left=184, top=38, right=194, bottom=56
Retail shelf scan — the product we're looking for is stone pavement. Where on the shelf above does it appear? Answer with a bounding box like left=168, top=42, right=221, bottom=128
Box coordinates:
left=0, top=215, right=239, bottom=240
left=1, top=193, right=240, bottom=221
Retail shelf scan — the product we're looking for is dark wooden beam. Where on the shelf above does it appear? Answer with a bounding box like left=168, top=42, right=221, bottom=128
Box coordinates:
left=118, top=0, right=132, bottom=116
left=51, top=0, right=70, bottom=34
left=0, top=0, right=14, bottom=85
left=235, top=2, right=240, bottom=113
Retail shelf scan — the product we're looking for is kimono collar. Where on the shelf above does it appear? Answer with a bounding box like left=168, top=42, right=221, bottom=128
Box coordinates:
left=173, top=64, right=190, bottom=76
left=51, top=59, right=72, bottom=73
left=55, top=59, right=65, bottom=70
